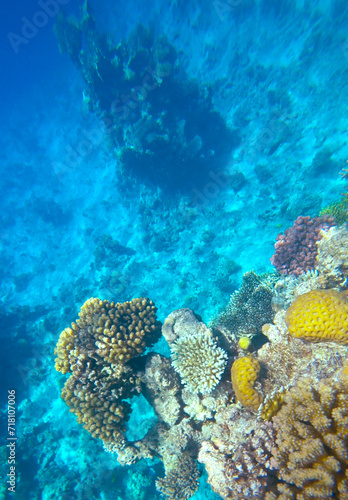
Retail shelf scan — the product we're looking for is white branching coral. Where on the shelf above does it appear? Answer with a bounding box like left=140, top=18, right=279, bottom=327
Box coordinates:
left=171, top=333, right=227, bottom=394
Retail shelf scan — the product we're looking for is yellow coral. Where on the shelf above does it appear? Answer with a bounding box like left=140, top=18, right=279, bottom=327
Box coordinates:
left=231, top=356, right=263, bottom=410
left=238, top=336, right=252, bottom=351
left=285, top=289, right=348, bottom=344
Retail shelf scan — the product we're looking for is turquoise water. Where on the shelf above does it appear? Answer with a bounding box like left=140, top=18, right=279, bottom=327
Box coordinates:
left=1, top=1, right=348, bottom=499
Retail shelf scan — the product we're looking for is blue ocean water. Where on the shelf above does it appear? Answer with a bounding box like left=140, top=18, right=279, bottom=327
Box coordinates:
left=1, top=0, right=347, bottom=499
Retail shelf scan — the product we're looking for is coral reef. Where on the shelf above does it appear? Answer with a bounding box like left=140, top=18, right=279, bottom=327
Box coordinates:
left=316, top=224, right=348, bottom=288
left=211, top=271, right=276, bottom=344
left=231, top=356, right=263, bottom=410
left=267, top=368, right=348, bottom=499
left=285, top=289, right=348, bottom=344
left=270, top=215, right=335, bottom=276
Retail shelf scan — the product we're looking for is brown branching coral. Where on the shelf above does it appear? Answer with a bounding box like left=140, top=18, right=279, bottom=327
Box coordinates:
left=55, top=297, right=162, bottom=446
left=267, top=368, right=348, bottom=499
left=55, top=297, right=161, bottom=370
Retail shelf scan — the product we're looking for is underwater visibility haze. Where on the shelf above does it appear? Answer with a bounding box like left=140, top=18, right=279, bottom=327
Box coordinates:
left=1, top=0, right=348, bottom=499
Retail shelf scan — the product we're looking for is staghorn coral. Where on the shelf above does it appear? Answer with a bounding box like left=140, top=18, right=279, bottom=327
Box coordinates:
left=211, top=271, right=276, bottom=343
left=55, top=297, right=161, bottom=446
left=285, top=289, right=348, bottom=344
left=316, top=224, right=348, bottom=288
left=270, top=215, right=335, bottom=276
left=267, top=368, right=348, bottom=499
left=171, top=332, right=227, bottom=394
left=231, top=356, right=263, bottom=411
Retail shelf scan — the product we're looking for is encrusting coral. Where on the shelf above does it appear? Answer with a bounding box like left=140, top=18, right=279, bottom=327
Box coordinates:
left=266, top=367, right=348, bottom=499
left=231, top=356, right=263, bottom=410
left=285, top=289, right=348, bottom=344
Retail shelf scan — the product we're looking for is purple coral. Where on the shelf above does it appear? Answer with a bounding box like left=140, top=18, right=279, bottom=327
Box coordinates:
left=270, top=215, right=335, bottom=276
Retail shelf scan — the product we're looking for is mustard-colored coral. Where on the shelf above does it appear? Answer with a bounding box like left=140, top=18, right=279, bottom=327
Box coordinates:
left=55, top=297, right=162, bottom=371
left=231, top=356, right=263, bottom=410
left=285, top=289, right=348, bottom=344
left=267, top=368, right=348, bottom=499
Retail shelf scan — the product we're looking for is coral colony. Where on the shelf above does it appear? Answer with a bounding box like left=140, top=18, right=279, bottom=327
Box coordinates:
left=55, top=222, right=348, bottom=499
left=52, top=4, right=348, bottom=499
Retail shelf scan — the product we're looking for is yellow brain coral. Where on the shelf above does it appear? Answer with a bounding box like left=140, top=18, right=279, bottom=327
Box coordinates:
left=285, top=289, right=348, bottom=344
left=231, top=356, right=263, bottom=410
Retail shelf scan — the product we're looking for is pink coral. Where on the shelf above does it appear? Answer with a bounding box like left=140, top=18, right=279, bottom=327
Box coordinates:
left=270, top=215, right=334, bottom=276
